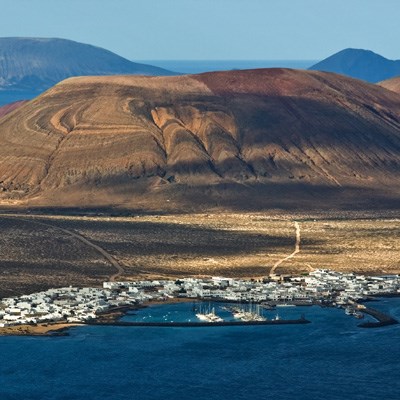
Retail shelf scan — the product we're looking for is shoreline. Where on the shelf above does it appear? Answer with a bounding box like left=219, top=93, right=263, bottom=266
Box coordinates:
left=1, top=295, right=399, bottom=336
left=0, top=298, right=196, bottom=336
left=0, top=297, right=270, bottom=336
left=0, top=323, right=83, bottom=336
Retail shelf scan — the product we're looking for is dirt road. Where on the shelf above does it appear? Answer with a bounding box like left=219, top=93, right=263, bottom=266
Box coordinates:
left=270, top=221, right=300, bottom=275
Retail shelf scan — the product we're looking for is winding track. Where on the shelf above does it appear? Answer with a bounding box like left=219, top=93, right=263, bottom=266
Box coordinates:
left=270, top=221, right=301, bottom=275
left=0, top=214, right=125, bottom=282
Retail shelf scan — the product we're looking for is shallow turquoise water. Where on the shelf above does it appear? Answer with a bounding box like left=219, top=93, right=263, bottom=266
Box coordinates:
left=1, top=299, right=399, bottom=400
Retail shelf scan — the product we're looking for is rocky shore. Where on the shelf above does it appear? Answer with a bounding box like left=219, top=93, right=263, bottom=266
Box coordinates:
left=0, top=322, right=83, bottom=336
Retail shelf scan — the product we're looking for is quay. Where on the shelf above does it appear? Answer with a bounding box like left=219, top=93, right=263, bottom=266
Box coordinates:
left=358, top=306, right=398, bottom=328
left=88, top=317, right=311, bottom=328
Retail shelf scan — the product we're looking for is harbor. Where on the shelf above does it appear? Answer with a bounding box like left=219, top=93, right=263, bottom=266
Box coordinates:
left=1, top=269, right=400, bottom=332
left=2, top=296, right=400, bottom=400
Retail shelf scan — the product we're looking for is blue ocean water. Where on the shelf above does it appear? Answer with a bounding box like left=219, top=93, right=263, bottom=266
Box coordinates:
left=1, top=299, right=399, bottom=400
left=138, top=60, right=318, bottom=75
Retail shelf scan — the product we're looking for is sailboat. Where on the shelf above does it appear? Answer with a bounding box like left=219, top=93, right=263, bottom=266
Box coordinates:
left=196, top=303, right=223, bottom=322
left=231, top=302, right=266, bottom=321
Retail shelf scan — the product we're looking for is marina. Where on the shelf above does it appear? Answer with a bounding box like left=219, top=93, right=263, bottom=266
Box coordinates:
left=1, top=297, right=400, bottom=400
left=1, top=269, right=400, bottom=332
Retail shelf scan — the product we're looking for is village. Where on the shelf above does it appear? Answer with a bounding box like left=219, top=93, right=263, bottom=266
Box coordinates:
left=1, top=269, right=400, bottom=327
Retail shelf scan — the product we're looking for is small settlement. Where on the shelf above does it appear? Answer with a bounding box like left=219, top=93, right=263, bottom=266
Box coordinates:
left=1, top=269, right=400, bottom=327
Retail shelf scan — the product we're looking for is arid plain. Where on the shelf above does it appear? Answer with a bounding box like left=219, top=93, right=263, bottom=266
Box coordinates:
left=1, top=69, right=400, bottom=297
left=0, top=211, right=399, bottom=298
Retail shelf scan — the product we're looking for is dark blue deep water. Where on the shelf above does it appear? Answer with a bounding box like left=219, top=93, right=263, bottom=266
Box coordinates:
left=1, top=299, right=400, bottom=400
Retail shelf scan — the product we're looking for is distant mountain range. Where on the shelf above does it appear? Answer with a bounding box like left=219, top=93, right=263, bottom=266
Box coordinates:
left=0, top=37, right=174, bottom=92
left=309, top=48, right=400, bottom=83
left=1, top=68, right=400, bottom=212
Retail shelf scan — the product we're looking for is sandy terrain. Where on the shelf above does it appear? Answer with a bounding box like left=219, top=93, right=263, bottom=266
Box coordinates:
left=0, top=212, right=399, bottom=299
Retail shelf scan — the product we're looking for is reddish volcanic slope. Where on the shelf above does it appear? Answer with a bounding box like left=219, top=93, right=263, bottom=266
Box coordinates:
left=0, top=100, right=29, bottom=118
left=379, top=77, right=400, bottom=94
left=0, top=68, right=400, bottom=211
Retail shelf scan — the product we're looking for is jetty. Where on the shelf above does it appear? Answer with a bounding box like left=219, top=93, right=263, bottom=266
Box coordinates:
left=358, top=307, right=398, bottom=328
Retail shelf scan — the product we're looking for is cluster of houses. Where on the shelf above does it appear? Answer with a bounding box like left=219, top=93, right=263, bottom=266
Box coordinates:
left=1, top=269, right=399, bottom=327
left=0, top=285, right=161, bottom=327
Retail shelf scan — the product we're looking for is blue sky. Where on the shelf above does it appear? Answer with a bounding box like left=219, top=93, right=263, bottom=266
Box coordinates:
left=1, top=0, right=399, bottom=60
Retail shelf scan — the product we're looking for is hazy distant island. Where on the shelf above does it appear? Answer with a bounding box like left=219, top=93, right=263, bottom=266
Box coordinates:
left=309, top=48, right=400, bottom=83
left=0, top=37, right=175, bottom=105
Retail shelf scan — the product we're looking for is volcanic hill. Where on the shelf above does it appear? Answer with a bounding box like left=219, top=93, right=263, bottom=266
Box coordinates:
left=0, top=100, right=28, bottom=118
left=1, top=68, right=400, bottom=212
left=0, top=37, right=173, bottom=92
left=379, top=77, right=400, bottom=95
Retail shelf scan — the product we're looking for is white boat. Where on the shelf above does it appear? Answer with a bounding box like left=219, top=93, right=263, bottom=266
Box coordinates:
left=196, top=306, right=223, bottom=322
left=276, top=304, right=295, bottom=307
left=231, top=304, right=266, bottom=322
left=196, top=313, right=210, bottom=321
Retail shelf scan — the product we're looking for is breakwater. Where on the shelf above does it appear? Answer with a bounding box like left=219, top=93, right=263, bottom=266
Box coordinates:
left=88, top=317, right=311, bottom=328
left=358, top=307, right=398, bottom=328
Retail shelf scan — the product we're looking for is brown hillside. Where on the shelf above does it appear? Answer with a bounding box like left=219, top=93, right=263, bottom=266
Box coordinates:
left=1, top=69, right=400, bottom=211
left=0, top=100, right=29, bottom=118
left=379, top=76, right=400, bottom=94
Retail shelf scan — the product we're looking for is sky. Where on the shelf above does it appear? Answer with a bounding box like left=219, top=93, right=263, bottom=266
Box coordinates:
left=0, top=0, right=399, bottom=61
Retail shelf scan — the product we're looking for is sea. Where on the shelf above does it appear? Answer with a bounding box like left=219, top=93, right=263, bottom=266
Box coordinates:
left=1, top=298, right=399, bottom=400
